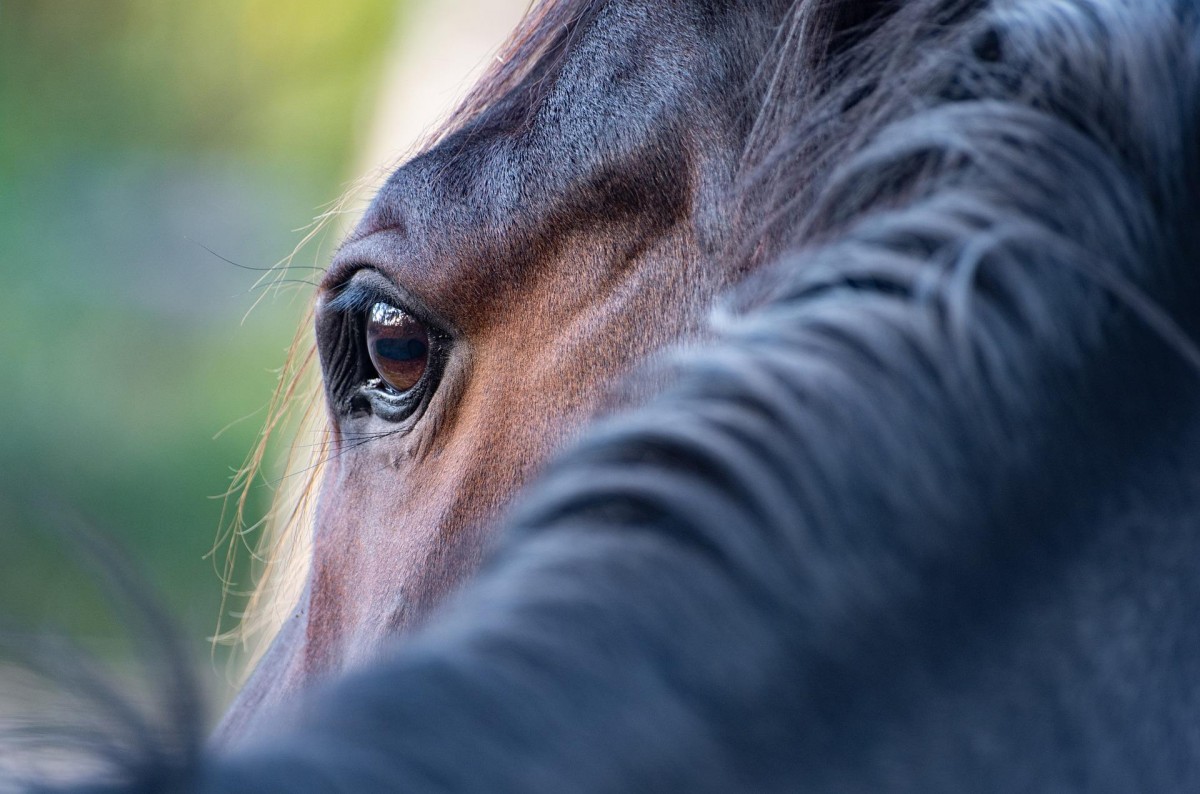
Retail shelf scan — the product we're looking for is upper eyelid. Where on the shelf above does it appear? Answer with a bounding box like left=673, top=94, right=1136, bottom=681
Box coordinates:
left=323, top=269, right=443, bottom=332
left=324, top=272, right=400, bottom=314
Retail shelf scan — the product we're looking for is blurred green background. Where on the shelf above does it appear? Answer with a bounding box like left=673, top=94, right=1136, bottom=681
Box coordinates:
left=0, top=0, right=405, bottom=694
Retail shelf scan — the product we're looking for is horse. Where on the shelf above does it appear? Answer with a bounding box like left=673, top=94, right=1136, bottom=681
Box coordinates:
left=18, top=0, right=1200, bottom=790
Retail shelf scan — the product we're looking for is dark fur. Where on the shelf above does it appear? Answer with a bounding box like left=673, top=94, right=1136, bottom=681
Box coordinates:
left=29, top=0, right=1200, bottom=789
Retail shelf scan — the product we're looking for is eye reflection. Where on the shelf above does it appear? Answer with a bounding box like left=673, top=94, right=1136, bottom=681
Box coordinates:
left=366, top=301, right=429, bottom=393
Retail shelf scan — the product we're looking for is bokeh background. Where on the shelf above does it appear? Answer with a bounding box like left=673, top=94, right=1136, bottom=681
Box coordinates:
left=0, top=0, right=524, bottom=705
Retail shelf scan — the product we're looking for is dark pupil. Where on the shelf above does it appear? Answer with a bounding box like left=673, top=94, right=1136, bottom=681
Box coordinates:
left=366, top=302, right=429, bottom=393
left=375, top=338, right=428, bottom=362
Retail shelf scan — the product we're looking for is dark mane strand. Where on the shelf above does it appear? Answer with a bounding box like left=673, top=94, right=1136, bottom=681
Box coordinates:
left=733, top=0, right=1000, bottom=272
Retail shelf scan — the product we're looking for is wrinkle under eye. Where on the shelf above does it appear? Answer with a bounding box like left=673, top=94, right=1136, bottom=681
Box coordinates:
left=367, top=302, right=429, bottom=393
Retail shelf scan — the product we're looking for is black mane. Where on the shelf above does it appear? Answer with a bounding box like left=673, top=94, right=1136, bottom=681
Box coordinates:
left=28, top=0, right=1200, bottom=790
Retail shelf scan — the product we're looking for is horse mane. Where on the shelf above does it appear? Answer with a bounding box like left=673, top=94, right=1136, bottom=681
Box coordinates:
left=44, top=0, right=1200, bottom=788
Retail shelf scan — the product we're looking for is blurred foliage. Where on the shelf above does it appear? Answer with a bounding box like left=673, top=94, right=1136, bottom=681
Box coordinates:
left=1, top=0, right=399, bottom=183
left=0, top=0, right=403, bottom=685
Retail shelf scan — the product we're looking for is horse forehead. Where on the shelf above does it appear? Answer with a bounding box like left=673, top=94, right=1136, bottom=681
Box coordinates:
left=357, top=1, right=747, bottom=237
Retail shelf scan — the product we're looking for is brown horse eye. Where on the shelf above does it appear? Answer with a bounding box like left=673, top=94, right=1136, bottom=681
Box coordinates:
left=366, top=302, right=430, bottom=393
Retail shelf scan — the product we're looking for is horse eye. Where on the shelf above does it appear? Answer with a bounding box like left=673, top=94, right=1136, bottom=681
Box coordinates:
left=366, top=302, right=429, bottom=393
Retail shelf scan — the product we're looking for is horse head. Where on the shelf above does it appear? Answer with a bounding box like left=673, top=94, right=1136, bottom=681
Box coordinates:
left=222, top=0, right=811, bottom=738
